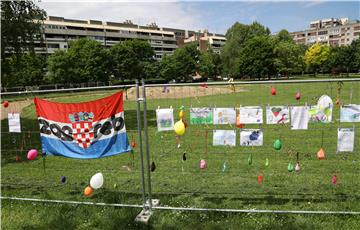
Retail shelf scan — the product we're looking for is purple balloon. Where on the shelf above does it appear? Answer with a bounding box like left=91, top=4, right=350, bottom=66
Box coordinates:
left=60, top=176, right=66, bottom=183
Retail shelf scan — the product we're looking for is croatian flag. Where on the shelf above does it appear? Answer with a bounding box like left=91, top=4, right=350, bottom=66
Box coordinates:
left=34, top=92, right=131, bottom=159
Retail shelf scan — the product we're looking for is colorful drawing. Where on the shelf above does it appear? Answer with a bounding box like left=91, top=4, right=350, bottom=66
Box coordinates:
left=213, top=108, right=236, bottom=125
left=337, top=128, right=355, bottom=152
left=309, top=95, right=333, bottom=123
left=156, top=108, right=174, bottom=131
left=290, top=106, right=309, bottom=130
left=240, top=129, right=263, bottom=146
left=239, top=106, right=263, bottom=124
left=266, top=106, right=290, bottom=124
left=190, top=107, right=213, bottom=124
left=213, top=130, right=236, bottom=146
left=340, top=104, right=360, bottom=122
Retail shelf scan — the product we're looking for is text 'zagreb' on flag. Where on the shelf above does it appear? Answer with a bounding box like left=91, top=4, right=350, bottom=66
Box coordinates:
left=34, top=92, right=131, bottom=159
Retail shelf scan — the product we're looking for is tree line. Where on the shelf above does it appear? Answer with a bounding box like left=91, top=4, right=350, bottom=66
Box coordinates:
left=1, top=1, right=360, bottom=88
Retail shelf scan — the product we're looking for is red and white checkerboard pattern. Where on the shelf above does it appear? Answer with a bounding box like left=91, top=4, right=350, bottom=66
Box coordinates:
left=72, top=122, right=94, bottom=148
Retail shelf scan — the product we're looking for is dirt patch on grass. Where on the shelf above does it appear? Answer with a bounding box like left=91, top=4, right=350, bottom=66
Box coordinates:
left=1, top=85, right=246, bottom=120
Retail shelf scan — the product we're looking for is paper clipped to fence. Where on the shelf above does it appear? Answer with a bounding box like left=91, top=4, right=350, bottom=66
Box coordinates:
left=213, top=130, right=236, bottom=146
left=8, top=113, right=21, bottom=133
left=337, top=128, right=355, bottom=152
left=156, top=108, right=174, bottom=131
left=213, top=108, right=236, bottom=125
left=340, top=105, right=360, bottom=122
left=266, top=106, right=290, bottom=125
left=290, top=106, right=309, bottom=130
left=239, top=106, right=263, bottom=124
left=190, top=107, right=213, bottom=125
left=240, top=129, right=263, bottom=146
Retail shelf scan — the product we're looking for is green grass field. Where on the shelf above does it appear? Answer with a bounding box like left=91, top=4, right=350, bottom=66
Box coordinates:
left=1, top=80, right=360, bottom=229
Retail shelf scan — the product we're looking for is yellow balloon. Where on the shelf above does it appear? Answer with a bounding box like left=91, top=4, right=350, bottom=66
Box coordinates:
left=179, top=110, right=184, bottom=119
left=174, top=120, right=185, bottom=135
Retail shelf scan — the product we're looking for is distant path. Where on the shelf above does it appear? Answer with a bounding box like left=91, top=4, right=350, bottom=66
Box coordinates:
left=1, top=85, right=246, bottom=120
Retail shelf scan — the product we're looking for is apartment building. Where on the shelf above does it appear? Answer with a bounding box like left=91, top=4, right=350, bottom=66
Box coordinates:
left=183, top=29, right=226, bottom=54
left=36, top=16, right=226, bottom=60
left=290, top=18, right=360, bottom=46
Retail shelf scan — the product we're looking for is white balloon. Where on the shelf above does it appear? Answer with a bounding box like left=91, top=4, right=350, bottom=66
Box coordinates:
left=90, top=172, right=104, bottom=189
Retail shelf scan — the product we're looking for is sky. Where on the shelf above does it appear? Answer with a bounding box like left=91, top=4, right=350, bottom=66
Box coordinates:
left=37, top=1, right=360, bottom=34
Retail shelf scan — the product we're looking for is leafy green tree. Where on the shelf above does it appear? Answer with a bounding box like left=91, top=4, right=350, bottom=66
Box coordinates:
left=1, top=0, right=46, bottom=87
left=1, top=0, right=46, bottom=56
left=328, top=46, right=351, bottom=75
left=275, top=29, right=293, bottom=43
left=2, top=53, right=46, bottom=87
left=238, top=36, right=276, bottom=79
left=274, top=41, right=304, bottom=77
left=110, top=39, right=154, bottom=80
left=221, top=22, right=270, bottom=77
left=198, top=49, right=222, bottom=79
left=349, top=39, right=360, bottom=72
left=47, top=38, right=110, bottom=84
left=304, top=43, right=331, bottom=75
left=159, top=43, right=200, bottom=81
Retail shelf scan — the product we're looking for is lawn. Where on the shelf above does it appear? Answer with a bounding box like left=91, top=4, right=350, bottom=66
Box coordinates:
left=1, top=80, right=360, bottom=229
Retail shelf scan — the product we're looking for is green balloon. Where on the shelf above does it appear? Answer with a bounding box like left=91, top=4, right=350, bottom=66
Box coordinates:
left=288, top=162, right=294, bottom=172
left=274, top=139, right=282, bottom=150
left=248, top=154, right=252, bottom=165
left=265, top=158, right=269, bottom=167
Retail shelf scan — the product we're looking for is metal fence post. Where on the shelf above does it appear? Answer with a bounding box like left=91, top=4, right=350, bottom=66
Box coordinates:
left=141, top=78, right=154, bottom=210
left=135, top=80, right=147, bottom=209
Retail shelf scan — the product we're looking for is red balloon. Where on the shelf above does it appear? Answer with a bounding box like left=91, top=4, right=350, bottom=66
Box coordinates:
left=332, top=174, right=337, bottom=185
left=3, top=100, right=9, bottom=108
left=131, top=140, right=136, bottom=148
left=258, top=174, right=263, bottom=185
left=271, top=88, right=276, bottom=95
left=295, top=92, right=301, bottom=100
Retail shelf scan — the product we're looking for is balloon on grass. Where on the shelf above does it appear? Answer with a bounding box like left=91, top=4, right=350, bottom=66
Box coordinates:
left=258, top=174, right=263, bottom=185
left=295, top=162, right=300, bottom=173
left=199, top=159, right=206, bottom=169
left=182, top=153, right=187, bottom=161
left=248, top=154, right=252, bottom=165
left=295, top=91, right=301, bottom=100
left=265, top=158, right=269, bottom=167
left=15, top=155, right=21, bottom=162
left=90, top=172, right=104, bottom=189
left=3, top=100, right=9, bottom=108
left=174, top=120, right=185, bottom=135
left=288, top=162, right=294, bottom=172
left=317, top=148, right=325, bottom=160
left=60, top=176, right=66, bottom=183
left=84, top=186, right=93, bottom=196
left=151, top=161, right=156, bottom=172
left=27, top=149, right=38, bottom=160
left=271, top=88, right=276, bottom=95
left=273, top=139, right=282, bottom=150
left=332, top=174, right=337, bottom=185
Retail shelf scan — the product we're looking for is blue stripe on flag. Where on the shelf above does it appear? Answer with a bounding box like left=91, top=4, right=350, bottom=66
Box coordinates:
left=41, top=132, right=131, bottom=159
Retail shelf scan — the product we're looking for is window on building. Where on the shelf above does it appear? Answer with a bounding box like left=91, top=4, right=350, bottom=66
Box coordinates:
left=318, top=31, right=328, bottom=35
left=48, top=44, right=60, bottom=49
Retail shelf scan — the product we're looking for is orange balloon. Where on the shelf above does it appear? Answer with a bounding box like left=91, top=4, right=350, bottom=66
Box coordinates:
left=84, top=186, right=93, bottom=196
left=317, top=148, right=325, bottom=160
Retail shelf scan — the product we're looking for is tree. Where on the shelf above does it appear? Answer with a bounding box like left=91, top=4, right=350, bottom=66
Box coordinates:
left=47, top=38, right=110, bottom=84
left=275, top=29, right=293, bottom=43
left=1, top=0, right=46, bottom=87
left=221, top=22, right=270, bottom=77
left=304, top=43, right=330, bottom=75
left=274, top=41, right=304, bottom=77
left=159, top=43, right=200, bottom=81
left=328, top=46, right=351, bottom=75
left=349, top=39, right=360, bottom=72
left=238, top=36, right=276, bottom=79
left=1, top=0, right=46, bottom=57
left=110, top=39, right=154, bottom=80
left=2, top=53, right=46, bottom=87
left=198, top=49, right=222, bottom=79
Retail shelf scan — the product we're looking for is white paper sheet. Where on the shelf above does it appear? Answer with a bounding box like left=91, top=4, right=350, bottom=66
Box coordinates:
left=266, top=106, right=290, bottom=124
left=291, top=106, right=309, bottom=130
left=240, top=129, right=263, bottom=146
left=156, top=108, right=174, bottom=131
left=213, top=130, right=236, bottom=146
left=340, top=105, right=360, bottom=122
left=8, top=113, right=21, bottom=133
left=337, top=128, right=355, bottom=152
left=213, top=108, right=236, bottom=125
left=239, top=106, right=263, bottom=124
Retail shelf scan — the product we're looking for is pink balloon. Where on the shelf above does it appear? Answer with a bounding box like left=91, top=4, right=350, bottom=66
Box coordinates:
left=27, top=149, right=38, bottom=161
left=199, top=159, right=206, bottom=169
